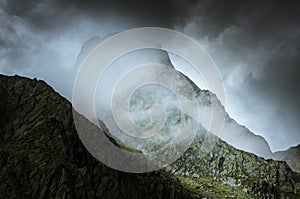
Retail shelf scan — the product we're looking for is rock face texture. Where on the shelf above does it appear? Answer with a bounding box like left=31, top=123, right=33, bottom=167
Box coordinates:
left=273, top=145, right=300, bottom=173
left=0, top=75, right=198, bottom=199
left=170, top=129, right=300, bottom=198
left=0, top=74, right=300, bottom=199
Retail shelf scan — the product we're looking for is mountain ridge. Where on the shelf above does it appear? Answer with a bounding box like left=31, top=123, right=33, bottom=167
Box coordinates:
left=1, top=74, right=300, bottom=198
left=74, top=36, right=282, bottom=164
left=0, top=74, right=199, bottom=199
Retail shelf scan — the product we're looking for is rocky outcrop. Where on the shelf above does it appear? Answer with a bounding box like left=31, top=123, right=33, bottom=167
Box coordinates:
left=273, top=145, right=300, bottom=173
left=169, top=128, right=300, bottom=198
left=0, top=75, right=199, bottom=199
left=1, top=74, right=300, bottom=199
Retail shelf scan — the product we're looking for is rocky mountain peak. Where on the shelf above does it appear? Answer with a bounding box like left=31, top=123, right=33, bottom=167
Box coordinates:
left=1, top=74, right=300, bottom=198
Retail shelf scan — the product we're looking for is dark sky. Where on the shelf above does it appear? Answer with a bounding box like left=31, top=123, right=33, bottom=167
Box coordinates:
left=0, top=0, right=300, bottom=151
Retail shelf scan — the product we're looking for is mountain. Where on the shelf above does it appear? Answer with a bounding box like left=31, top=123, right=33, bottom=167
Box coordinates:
left=0, top=74, right=198, bottom=199
left=180, top=73, right=274, bottom=160
left=273, top=145, right=300, bottom=173
left=177, top=73, right=300, bottom=173
left=76, top=37, right=275, bottom=161
left=74, top=36, right=296, bottom=172
left=1, top=74, right=300, bottom=198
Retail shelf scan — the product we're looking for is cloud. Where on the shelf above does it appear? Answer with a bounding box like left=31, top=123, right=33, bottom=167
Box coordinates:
left=0, top=0, right=300, bottom=151
left=176, top=0, right=300, bottom=151
left=0, top=0, right=137, bottom=98
left=0, top=0, right=188, bottom=97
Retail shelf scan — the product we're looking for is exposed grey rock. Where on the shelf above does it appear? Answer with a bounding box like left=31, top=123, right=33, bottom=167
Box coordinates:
left=273, top=145, right=300, bottom=173
left=170, top=128, right=300, bottom=198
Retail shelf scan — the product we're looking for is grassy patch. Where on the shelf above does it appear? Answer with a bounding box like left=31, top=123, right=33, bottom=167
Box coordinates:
left=175, top=175, right=257, bottom=199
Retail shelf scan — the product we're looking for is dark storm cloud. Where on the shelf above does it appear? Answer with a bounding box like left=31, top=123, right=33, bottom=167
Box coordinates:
left=176, top=0, right=300, bottom=38
left=1, top=0, right=187, bottom=30
left=0, top=0, right=188, bottom=76
left=1, top=0, right=188, bottom=96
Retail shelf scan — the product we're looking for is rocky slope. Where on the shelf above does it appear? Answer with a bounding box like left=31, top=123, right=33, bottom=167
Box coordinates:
left=77, top=37, right=275, bottom=161
left=0, top=75, right=199, bottom=199
left=170, top=127, right=300, bottom=198
left=1, top=74, right=300, bottom=198
left=273, top=145, right=300, bottom=173
left=76, top=36, right=296, bottom=172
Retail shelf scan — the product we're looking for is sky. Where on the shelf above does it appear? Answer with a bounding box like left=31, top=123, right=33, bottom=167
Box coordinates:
left=0, top=0, right=300, bottom=151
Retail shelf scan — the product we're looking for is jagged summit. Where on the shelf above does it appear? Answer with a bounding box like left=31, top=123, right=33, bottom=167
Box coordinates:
left=74, top=36, right=277, bottom=162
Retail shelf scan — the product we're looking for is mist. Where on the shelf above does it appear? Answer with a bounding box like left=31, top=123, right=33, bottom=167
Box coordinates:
left=1, top=0, right=300, bottom=152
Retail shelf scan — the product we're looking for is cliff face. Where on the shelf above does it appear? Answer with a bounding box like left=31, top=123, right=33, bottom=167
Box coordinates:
left=170, top=129, right=300, bottom=198
left=0, top=75, right=198, bottom=199
left=1, top=74, right=300, bottom=199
